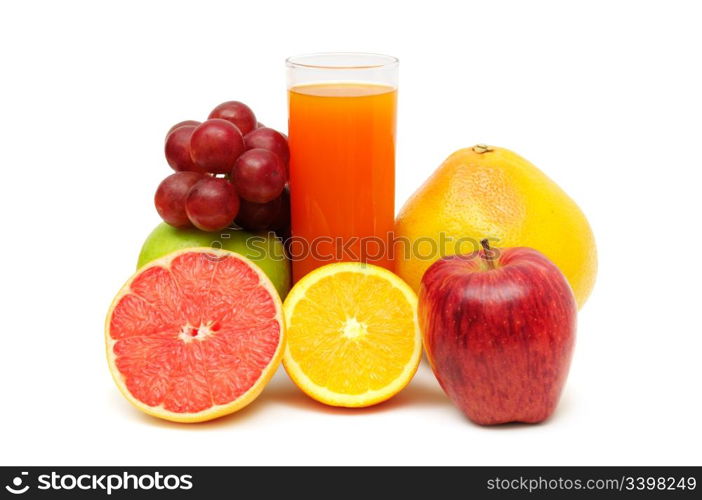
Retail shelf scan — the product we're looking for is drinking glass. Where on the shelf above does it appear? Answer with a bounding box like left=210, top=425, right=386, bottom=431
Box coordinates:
left=286, top=53, right=399, bottom=282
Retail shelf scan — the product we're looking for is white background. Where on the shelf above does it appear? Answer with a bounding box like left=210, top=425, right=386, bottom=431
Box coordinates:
left=1, top=0, right=700, bottom=466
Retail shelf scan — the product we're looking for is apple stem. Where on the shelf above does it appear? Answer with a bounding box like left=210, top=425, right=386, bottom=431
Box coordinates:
left=480, top=239, right=496, bottom=270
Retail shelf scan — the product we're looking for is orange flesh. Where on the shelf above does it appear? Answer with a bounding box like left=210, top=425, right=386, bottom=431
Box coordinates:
left=108, top=252, right=281, bottom=414
left=288, top=83, right=396, bottom=282
left=287, top=271, right=417, bottom=394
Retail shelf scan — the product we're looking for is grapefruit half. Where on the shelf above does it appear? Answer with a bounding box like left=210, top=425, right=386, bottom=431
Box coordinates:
left=105, top=248, right=285, bottom=423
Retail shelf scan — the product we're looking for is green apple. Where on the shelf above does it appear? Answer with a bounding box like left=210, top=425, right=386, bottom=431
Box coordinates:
left=138, top=223, right=291, bottom=299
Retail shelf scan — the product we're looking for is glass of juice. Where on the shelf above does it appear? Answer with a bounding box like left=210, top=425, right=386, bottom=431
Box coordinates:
left=286, top=53, right=398, bottom=282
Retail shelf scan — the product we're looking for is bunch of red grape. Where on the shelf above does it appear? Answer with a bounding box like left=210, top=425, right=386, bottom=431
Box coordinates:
left=156, top=101, right=290, bottom=235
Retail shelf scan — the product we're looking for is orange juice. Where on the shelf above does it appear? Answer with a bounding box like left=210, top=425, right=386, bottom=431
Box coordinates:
left=288, top=83, right=397, bottom=282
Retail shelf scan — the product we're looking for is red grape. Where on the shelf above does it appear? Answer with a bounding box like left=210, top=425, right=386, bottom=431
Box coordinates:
left=166, top=120, right=201, bottom=141
left=271, top=187, right=291, bottom=232
left=208, top=101, right=257, bottom=136
left=185, top=177, right=240, bottom=231
left=235, top=197, right=282, bottom=231
left=190, top=119, right=245, bottom=174
left=165, top=125, right=198, bottom=171
left=244, top=127, right=290, bottom=169
left=231, top=149, right=286, bottom=203
left=154, top=171, right=206, bottom=227
left=256, top=122, right=265, bottom=129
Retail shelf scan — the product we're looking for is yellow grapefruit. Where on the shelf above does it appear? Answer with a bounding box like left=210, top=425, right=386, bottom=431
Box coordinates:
left=395, top=145, right=597, bottom=308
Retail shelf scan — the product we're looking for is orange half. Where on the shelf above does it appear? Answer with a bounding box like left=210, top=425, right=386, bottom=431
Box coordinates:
left=283, top=262, right=421, bottom=407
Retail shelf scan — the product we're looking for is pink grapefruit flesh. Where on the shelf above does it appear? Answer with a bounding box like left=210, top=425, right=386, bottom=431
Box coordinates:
left=105, top=248, right=285, bottom=422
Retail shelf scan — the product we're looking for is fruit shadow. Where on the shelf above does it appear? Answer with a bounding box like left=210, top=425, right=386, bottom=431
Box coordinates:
left=469, top=390, right=576, bottom=430
left=113, top=366, right=451, bottom=429
left=112, top=375, right=574, bottom=430
left=257, top=370, right=451, bottom=416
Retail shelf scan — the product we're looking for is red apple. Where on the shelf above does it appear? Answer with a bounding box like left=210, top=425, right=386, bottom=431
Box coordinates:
left=418, top=240, right=577, bottom=425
